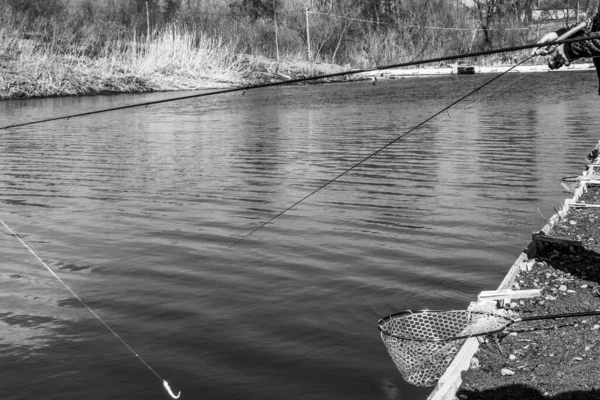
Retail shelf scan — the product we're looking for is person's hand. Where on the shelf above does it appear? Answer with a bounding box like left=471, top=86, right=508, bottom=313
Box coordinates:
left=532, top=32, right=558, bottom=56
left=548, top=45, right=571, bottom=69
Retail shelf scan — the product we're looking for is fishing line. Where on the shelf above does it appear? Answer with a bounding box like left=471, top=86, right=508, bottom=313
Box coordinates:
left=230, top=55, right=536, bottom=247
left=1, top=34, right=598, bottom=131
left=0, top=220, right=181, bottom=399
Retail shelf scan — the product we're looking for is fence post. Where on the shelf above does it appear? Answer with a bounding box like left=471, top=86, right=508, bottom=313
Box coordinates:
left=305, top=7, right=311, bottom=61
left=146, top=1, right=150, bottom=41
left=274, top=0, right=279, bottom=61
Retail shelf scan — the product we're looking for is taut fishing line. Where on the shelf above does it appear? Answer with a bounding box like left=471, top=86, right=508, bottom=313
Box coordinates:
left=0, top=220, right=181, bottom=399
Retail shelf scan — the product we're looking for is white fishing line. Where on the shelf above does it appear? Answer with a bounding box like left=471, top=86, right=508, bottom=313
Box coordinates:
left=0, top=219, right=181, bottom=399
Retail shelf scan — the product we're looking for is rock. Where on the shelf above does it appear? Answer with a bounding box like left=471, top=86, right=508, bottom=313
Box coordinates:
left=545, top=295, right=556, bottom=301
left=513, top=282, right=520, bottom=290
left=593, top=324, right=600, bottom=330
left=458, top=395, right=468, bottom=400
left=501, top=368, right=515, bottom=376
left=509, top=354, right=517, bottom=360
left=573, top=357, right=583, bottom=361
left=559, top=285, right=567, bottom=291
left=470, top=357, right=480, bottom=369
left=570, top=220, right=577, bottom=225
left=581, top=284, right=589, bottom=289
left=567, top=290, right=576, bottom=293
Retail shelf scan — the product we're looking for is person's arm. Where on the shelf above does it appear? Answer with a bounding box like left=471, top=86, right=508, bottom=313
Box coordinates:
left=535, top=15, right=600, bottom=68
left=594, top=57, right=600, bottom=95
left=564, top=13, right=600, bottom=60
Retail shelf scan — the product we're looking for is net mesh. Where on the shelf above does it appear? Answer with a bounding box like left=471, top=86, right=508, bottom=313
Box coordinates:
left=379, top=310, right=508, bottom=387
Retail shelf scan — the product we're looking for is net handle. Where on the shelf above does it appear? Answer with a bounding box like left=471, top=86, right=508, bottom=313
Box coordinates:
left=518, top=310, right=600, bottom=323
left=378, top=309, right=600, bottom=342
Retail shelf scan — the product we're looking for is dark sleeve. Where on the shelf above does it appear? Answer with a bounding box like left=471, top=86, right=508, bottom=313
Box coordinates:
left=564, top=12, right=600, bottom=59
left=593, top=57, right=600, bottom=95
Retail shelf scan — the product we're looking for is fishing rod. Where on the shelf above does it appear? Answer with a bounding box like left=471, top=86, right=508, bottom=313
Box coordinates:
left=1, top=32, right=598, bottom=131
left=229, top=22, right=588, bottom=247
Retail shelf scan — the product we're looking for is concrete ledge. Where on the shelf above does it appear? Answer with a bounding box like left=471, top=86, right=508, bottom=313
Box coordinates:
left=363, top=63, right=594, bottom=79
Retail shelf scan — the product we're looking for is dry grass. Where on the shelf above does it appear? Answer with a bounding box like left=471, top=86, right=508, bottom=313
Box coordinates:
left=0, top=25, right=249, bottom=99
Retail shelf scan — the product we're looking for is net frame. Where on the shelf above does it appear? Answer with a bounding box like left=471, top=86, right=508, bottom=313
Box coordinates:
left=377, top=310, right=510, bottom=387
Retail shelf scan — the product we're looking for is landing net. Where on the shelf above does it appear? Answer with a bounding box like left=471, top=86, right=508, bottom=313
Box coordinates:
left=378, top=310, right=508, bottom=387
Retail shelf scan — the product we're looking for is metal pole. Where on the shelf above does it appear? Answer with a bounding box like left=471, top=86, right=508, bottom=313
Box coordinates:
left=274, top=0, right=279, bottom=61
left=305, top=7, right=311, bottom=61
left=146, top=1, right=150, bottom=41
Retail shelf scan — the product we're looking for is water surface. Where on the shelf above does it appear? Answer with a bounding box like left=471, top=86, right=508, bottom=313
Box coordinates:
left=1, top=71, right=599, bottom=400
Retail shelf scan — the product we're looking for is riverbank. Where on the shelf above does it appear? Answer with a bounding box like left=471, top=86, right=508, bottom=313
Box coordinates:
left=0, top=25, right=596, bottom=101
left=0, top=25, right=360, bottom=100
left=0, top=27, right=246, bottom=100
left=452, top=146, right=600, bottom=399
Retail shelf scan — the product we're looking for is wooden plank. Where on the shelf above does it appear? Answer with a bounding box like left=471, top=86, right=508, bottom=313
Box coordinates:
left=497, top=252, right=529, bottom=290
left=426, top=337, right=480, bottom=400
left=570, top=203, right=600, bottom=208
left=478, top=289, right=541, bottom=302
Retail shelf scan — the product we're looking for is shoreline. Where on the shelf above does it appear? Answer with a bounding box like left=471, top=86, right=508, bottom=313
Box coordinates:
left=1, top=53, right=596, bottom=101
left=427, top=142, right=600, bottom=400
left=362, top=62, right=595, bottom=79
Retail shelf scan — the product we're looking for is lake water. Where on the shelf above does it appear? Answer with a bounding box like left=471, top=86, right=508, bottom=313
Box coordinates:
left=1, top=71, right=599, bottom=400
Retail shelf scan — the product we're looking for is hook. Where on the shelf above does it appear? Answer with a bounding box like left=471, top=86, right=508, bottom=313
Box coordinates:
left=163, top=380, right=181, bottom=399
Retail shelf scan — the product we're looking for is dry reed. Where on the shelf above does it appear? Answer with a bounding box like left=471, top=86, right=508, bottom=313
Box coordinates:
left=0, top=25, right=249, bottom=99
